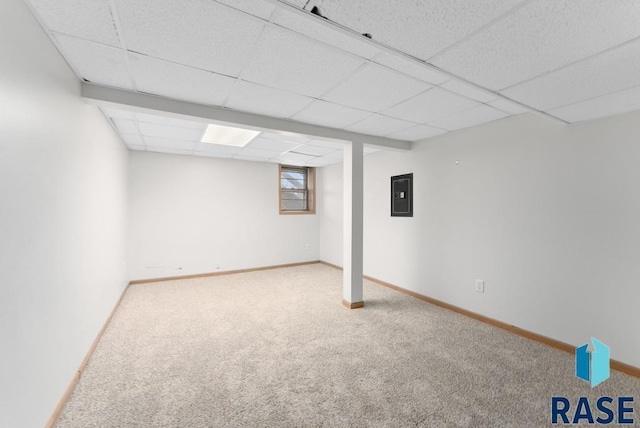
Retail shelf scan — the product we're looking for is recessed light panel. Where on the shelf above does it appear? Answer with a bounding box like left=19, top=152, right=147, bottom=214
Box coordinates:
left=200, top=124, right=260, bottom=147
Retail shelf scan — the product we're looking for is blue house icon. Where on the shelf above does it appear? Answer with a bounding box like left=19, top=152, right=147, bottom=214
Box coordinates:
left=576, top=337, right=610, bottom=388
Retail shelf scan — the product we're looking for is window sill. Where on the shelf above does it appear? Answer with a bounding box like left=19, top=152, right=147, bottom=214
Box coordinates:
left=279, top=210, right=316, bottom=215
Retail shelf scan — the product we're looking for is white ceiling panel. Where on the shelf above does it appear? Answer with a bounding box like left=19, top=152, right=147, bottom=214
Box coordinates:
left=134, top=113, right=207, bottom=130
left=144, top=136, right=198, bottom=151
left=111, top=119, right=138, bottom=134
left=260, top=131, right=310, bottom=144
left=323, top=63, right=431, bottom=112
left=501, top=38, right=640, bottom=111
left=314, top=0, right=527, bottom=60
left=237, top=147, right=280, bottom=158
left=387, top=125, right=447, bottom=141
left=192, top=151, right=234, bottom=159
left=275, top=152, right=316, bottom=164
left=289, top=144, right=336, bottom=156
left=115, top=0, right=264, bottom=77
left=487, top=99, right=529, bottom=115
left=323, top=150, right=346, bottom=160
left=53, top=35, right=132, bottom=89
left=428, top=104, right=509, bottom=131
left=137, top=122, right=204, bottom=141
left=102, top=107, right=135, bottom=120
left=245, top=138, right=301, bottom=152
left=440, top=80, right=496, bottom=103
left=291, top=100, right=371, bottom=129
left=272, top=8, right=380, bottom=59
left=148, top=147, right=193, bottom=156
left=306, top=157, right=342, bottom=167
left=126, top=144, right=146, bottom=151
left=120, top=133, right=145, bottom=146
left=373, top=52, right=449, bottom=85
left=345, top=114, right=416, bottom=137
left=27, top=0, right=121, bottom=47
left=129, top=54, right=236, bottom=107
left=548, top=86, right=640, bottom=123
left=233, top=154, right=272, bottom=162
left=225, top=80, right=314, bottom=119
left=213, top=0, right=276, bottom=20
left=193, top=142, right=243, bottom=154
left=307, top=139, right=345, bottom=149
left=432, top=0, right=640, bottom=90
left=383, top=88, right=478, bottom=124
left=241, top=26, right=364, bottom=97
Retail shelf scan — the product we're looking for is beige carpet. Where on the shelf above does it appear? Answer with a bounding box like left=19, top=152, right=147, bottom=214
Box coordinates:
left=55, top=264, right=639, bottom=427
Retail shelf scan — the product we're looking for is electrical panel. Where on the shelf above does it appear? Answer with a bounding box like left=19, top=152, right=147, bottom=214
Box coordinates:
left=391, top=173, right=413, bottom=217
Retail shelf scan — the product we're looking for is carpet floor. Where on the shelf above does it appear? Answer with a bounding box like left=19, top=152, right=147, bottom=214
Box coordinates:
left=55, top=264, right=639, bottom=427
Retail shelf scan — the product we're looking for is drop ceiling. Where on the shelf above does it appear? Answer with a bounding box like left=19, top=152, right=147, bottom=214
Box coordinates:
left=24, top=0, right=640, bottom=165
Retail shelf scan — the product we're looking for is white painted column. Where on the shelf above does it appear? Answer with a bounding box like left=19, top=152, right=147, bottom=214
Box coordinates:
left=343, top=140, right=364, bottom=308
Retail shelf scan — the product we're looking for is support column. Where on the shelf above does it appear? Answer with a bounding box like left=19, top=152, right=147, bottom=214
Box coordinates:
left=343, top=140, right=364, bottom=309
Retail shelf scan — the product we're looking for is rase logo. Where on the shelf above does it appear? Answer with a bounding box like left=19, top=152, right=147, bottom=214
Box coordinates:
left=551, top=338, right=635, bottom=425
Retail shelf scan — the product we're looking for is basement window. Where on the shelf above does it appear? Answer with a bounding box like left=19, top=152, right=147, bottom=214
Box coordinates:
left=279, top=165, right=315, bottom=215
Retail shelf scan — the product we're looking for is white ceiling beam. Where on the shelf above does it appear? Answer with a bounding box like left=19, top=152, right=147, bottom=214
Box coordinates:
left=81, top=83, right=410, bottom=151
left=262, top=0, right=569, bottom=126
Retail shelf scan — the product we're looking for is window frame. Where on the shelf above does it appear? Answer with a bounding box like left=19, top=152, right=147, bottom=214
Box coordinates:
left=279, top=164, right=316, bottom=215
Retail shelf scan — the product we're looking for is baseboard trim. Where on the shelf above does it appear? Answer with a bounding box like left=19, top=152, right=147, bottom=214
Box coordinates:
left=319, top=261, right=640, bottom=379
left=130, top=260, right=322, bottom=285
left=342, top=299, right=364, bottom=309
left=45, top=282, right=131, bottom=428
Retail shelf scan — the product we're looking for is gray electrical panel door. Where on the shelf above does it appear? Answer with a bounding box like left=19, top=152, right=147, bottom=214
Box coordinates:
left=391, top=173, right=413, bottom=217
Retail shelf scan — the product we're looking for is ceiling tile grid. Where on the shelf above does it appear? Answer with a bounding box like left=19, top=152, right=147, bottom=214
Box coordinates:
left=431, top=0, right=640, bottom=91
left=224, top=80, right=314, bottom=119
left=290, top=100, right=372, bottom=129
left=114, top=0, right=266, bottom=77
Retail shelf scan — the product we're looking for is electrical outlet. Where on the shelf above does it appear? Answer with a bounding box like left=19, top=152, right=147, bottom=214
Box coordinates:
left=305, top=243, right=311, bottom=250
left=475, top=279, right=485, bottom=293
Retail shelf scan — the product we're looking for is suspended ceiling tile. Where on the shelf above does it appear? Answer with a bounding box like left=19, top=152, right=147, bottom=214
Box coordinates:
left=102, top=107, right=135, bottom=121
left=111, top=118, right=138, bottom=134
left=192, top=151, right=234, bottom=159
left=238, top=147, right=279, bottom=158
left=241, top=26, right=364, bottom=97
left=432, top=0, right=640, bottom=90
left=144, top=136, right=198, bottom=150
left=126, top=144, right=146, bottom=151
left=323, top=63, right=431, bottom=112
left=193, top=142, right=243, bottom=154
left=383, top=87, right=478, bottom=123
left=501, top=39, right=640, bottom=111
left=134, top=112, right=207, bottom=130
left=213, top=0, right=275, bottom=20
left=138, top=122, right=204, bottom=141
left=120, top=133, right=145, bottom=146
left=548, top=86, right=640, bottom=123
left=306, top=139, right=345, bottom=149
left=276, top=152, right=316, bottom=163
left=225, top=80, right=314, bottom=119
left=115, top=0, right=264, bottom=77
left=290, top=144, right=336, bottom=156
left=260, top=131, right=310, bottom=144
left=315, top=0, right=526, bottom=60
left=372, top=52, right=449, bottom=85
left=440, top=80, right=496, bottom=103
left=387, top=124, right=447, bottom=141
left=27, top=0, right=121, bottom=47
left=272, top=8, right=379, bottom=59
left=149, top=147, right=194, bottom=156
left=234, top=154, right=273, bottom=162
left=487, top=98, right=529, bottom=115
left=306, top=157, right=342, bottom=167
left=245, top=138, right=301, bottom=153
left=292, top=100, right=371, bottom=129
left=428, top=104, right=509, bottom=131
left=129, top=54, right=236, bottom=107
left=323, top=150, right=346, bottom=160
left=345, top=114, right=415, bottom=137
left=53, top=35, right=132, bottom=89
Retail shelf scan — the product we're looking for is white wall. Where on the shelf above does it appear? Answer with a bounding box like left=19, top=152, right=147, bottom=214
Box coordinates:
left=319, top=112, right=640, bottom=368
left=128, top=152, right=319, bottom=280
left=0, top=1, right=129, bottom=427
